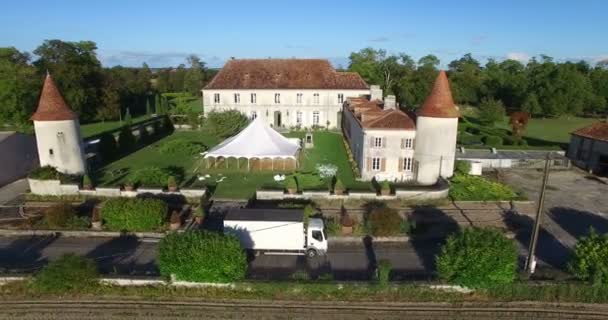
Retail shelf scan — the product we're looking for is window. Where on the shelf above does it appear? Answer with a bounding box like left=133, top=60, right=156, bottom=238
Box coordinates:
left=49, top=149, right=54, bottom=155
left=250, top=111, right=257, bottom=120
left=250, top=93, right=257, bottom=104
left=296, top=93, right=303, bottom=104
left=403, top=157, right=413, bottom=171
left=374, top=137, right=383, bottom=148
left=313, top=93, right=320, bottom=104
left=372, top=157, right=381, bottom=171
left=296, top=111, right=303, bottom=125
left=274, top=93, right=281, bottom=104
left=402, top=138, right=413, bottom=149
left=312, top=230, right=323, bottom=242
left=312, top=111, right=320, bottom=125
left=234, top=93, right=240, bottom=104
left=213, top=93, right=220, bottom=103
left=337, top=93, right=344, bottom=104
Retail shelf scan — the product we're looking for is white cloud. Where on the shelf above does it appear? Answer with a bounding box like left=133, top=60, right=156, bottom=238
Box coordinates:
left=98, top=50, right=225, bottom=68
left=505, top=52, right=531, bottom=63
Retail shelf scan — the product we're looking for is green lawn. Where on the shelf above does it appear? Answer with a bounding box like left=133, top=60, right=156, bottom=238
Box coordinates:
left=94, top=130, right=366, bottom=199
left=81, top=115, right=151, bottom=138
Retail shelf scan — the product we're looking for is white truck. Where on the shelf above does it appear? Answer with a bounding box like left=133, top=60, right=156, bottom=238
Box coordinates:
left=223, top=208, right=328, bottom=257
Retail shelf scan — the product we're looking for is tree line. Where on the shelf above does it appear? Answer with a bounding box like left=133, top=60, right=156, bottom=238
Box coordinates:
left=0, top=39, right=213, bottom=126
left=348, top=48, right=608, bottom=118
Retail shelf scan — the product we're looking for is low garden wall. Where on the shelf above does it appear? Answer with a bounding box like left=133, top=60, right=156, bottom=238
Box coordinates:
left=256, top=180, right=449, bottom=201
left=27, top=179, right=206, bottom=199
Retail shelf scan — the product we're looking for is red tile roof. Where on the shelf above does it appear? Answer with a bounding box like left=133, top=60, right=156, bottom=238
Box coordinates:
left=31, top=73, right=78, bottom=121
left=345, top=97, right=415, bottom=130
left=204, top=59, right=369, bottom=90
left=416, top=71, right=460, bottom=118
left=572, top=121, right=608, bottom=142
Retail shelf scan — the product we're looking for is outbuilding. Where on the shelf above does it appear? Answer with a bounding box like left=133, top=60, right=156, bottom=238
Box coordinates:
left=567, top=121, right=608, bottom=176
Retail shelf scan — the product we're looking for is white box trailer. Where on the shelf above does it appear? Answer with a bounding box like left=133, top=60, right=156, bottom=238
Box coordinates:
left=223, top=208, right=327, bottom=257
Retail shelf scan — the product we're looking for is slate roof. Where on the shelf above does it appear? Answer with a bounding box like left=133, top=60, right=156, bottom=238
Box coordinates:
left=572, top=121, right=608, bottom=142
left=31, top=73, right=78, bottom=121
left=204, top=59, right=369, bottom=90
left=416, top=71, right=460, bottom=118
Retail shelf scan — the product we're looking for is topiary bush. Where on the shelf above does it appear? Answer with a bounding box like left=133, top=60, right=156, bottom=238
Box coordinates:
left=97, top=133, right=117, bottom=162
left=568, top=228, right=608, bottom=285
left=484, top=135, right=503, bottom=147
left=454, top=160, right=472, bottom=175
left=368, top=207, right=402, bottom=237
left=158, top=138, right=206, bottom=156
left=118, top=126, right=136, bottom=152
left=31, top=253, right=98, bottom=293
left=436, top=227, right=517, bottom=288
left=131, top=166, right=172, bottom=187
left=158, top=231, right=247, bottom=283
left=102, top=198, right=167, bottom=232
left=449, top=174, right=518, bottom=201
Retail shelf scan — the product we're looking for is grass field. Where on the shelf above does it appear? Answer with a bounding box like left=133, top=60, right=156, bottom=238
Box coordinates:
left=94, top=130, right=363, bottom=199
left=80, top=115, right=151, bottom=138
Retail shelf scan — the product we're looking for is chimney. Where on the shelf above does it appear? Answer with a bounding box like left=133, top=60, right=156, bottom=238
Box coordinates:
left=384, top=95, right=396, bottom=110
left=370, top=85, right=383, bottom=101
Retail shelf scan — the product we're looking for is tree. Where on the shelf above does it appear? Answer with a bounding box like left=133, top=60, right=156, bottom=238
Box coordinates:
left=0, top=47, right=39, bottom=125
left=397, top=55, right=439, bottom=109
left=145, top=96, right=151, bottom=116
left=521, top=93, right=542, bottom=116
left=33, top=40, right=104, bottom=121
left=478, top=98, right=506, bottom=126
left=184, top=55, right=206, bottom=95
left=436, top=228, right=518, bottom=288
left=204, top=110, right=249, bottom=138
left=568, top=228, right=608, bottom=285
left=448, top=53, right=483, bottom=105
left=348, top=48, right=415, bottom=98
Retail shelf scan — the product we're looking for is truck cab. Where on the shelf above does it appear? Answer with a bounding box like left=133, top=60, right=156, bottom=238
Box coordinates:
left=306, top=218, right=328, bottom=257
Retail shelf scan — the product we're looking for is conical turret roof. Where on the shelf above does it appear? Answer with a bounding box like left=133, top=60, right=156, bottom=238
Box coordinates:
left=31, top=73, right=78, bottom=121
left=417, top=71, right=460, bottom=118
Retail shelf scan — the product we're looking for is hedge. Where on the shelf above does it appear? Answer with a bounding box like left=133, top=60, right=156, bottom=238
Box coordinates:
left=483, top=135, right=503, bottom=146
left=436, top=227, right=518, bottom=288
left=102, top=198, right=167, bottom=232
left=449, top=174, right=518, bottom=201
left=568, top=228, right=608, bottom=285
left=158, top=231, right=247, bottom=283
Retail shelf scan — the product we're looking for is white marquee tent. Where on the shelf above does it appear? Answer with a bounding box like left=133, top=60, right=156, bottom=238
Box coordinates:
left=202, top=117, right=301, bottom=171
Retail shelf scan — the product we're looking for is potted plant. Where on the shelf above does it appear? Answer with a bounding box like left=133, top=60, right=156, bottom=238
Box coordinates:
left=82, top=174, right=93, bottom=190
left=380, top=180, right=391, bottom=196
left=193, top=206, right=205, bottom=225
left=169, top=210, right=181, bottom=230
left=340, top=212, right=355, bottom=235
left=167, top=176, right=178, bottom=192
left=124, top=178, right=136, bottom=191
left=91, top=207, right=102, bottom=230
left=285, top=176, right=298, bottom=194
left=333, top=177, right=345, bottom=195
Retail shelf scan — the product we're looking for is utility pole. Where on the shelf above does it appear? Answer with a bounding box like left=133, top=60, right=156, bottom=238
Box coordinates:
left=525, top=153, right=551, bottom=275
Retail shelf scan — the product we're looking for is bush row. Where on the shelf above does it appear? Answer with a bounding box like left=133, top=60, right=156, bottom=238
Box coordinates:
left=101, top=197, right=167, bottom=232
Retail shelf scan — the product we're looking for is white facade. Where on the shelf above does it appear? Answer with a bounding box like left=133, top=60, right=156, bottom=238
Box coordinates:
left=414, top=116, right=458, bottom=185
left=33, top=119, right=86, bottom=174
left=203, top=89, right=370, bottom=129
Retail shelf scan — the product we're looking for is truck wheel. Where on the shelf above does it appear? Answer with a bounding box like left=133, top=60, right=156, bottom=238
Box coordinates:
left=306, top=249, right=317, bottom=258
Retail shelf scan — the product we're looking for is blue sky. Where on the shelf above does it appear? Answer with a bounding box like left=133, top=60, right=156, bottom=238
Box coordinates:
left=2, top=0, right=607, bottom=68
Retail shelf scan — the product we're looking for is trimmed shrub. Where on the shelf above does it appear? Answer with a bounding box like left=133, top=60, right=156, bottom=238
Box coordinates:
left=484, top=135, right=503, bottom=147
left=31, top=253, right=98, bottom=293
left=437, top=227, right=517, bottom=288
left=102, top=198, right=167, bottom=232
left=82, top=174, right=93, bottom=189
left=377, top=259, right=391, bottom=286
left=29, top=165, right=60, bottom=180
left=449, top=174, right=518, bottom=201
left=158, top=231, right=247, bottom=282
left=368, top=207, right=402, bottom=237
left=380, top=180, right=391, bottom=194
left=333, top=177, right=345, bottom=192
left=131, top=166, right=172, bottom=187
left=458, top=134, right=483, bottom=145
left=158, top=138, right=206, bottom=156
left=285, top=176, right=298, bottom=191
left=454, top=160, right=471, bottom=175
left=478, top=97, right=506, bottom=126
left=204, top=110, right=249, bottom=138
left=97, top=133, right=117, bottom=162
left=568, top=228, right=608, bottom=285
left=167, top=176, right=177, bottom=189
left=45, top=202, right=76, bottom=229
left=118, top=126, right=136, bottom=152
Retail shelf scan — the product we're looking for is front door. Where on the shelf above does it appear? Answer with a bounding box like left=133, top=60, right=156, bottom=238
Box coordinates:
left=274, top=111, right=282, bottom=127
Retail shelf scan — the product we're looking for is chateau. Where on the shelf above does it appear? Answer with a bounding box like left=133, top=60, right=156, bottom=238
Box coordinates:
left=202, top=59, right=370, bottom=129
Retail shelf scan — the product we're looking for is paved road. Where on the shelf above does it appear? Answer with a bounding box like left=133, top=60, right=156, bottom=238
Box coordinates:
left=0, top=233, right=562, bottom=280
left=0, top=179, right=28, bottom=205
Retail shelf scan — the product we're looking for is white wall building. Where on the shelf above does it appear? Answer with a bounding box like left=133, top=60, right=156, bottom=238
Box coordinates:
left=202, top=59, right=370, bottom=129
left=31, top=73, right=86, bottom=175
left=342, top=71, right=460, bottom=185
